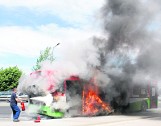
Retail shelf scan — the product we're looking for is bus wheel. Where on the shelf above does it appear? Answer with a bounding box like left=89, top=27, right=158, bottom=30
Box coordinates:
left=141, top=101, right=148, bottom=111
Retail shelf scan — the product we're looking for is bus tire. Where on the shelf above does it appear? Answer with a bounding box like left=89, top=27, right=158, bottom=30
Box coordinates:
left=141, top=101, right=148, bottom=111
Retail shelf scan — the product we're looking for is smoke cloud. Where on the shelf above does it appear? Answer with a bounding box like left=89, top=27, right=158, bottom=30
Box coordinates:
left=92, top=0, right=161, bottom=109
left=18, top=0, right=161, bottom=115
left=100, top=0, right=161, bottom=79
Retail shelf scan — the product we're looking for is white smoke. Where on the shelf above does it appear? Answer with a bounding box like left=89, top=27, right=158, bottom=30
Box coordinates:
left=17, top=38, right=101, bottom=116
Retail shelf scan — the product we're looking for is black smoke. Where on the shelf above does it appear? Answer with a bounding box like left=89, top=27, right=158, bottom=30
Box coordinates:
left=93, top=0, right=161, bottom=112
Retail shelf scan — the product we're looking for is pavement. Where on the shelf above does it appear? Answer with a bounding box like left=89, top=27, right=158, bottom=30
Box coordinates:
left=0, top=101, right=10, bottom=106
left=0, top=102, right=39, bottom=121
left=1, top=101, right=161, bottom=126
left=0, top=114, right=161, bottom=126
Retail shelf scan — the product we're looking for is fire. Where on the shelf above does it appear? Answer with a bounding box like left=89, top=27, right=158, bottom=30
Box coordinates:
left=82, top=85, right=112, bottom=116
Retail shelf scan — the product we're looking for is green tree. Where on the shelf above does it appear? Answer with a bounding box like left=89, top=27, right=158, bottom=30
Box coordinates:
left=32, top=47, right=54, bottom=71
left=0, top=66, right=22, bottom=91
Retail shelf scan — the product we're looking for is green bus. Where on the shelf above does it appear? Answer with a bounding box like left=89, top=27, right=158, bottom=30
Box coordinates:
left=27, top=70, right=158, bottom=118
left=127, top=82, right=158, bottom=112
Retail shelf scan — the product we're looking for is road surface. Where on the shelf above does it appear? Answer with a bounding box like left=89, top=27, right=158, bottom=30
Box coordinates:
left=0, top=101, right=161, bottom=126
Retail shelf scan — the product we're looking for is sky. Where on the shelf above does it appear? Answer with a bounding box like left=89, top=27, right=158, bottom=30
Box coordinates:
left=0, top=0, right=105, bottom=73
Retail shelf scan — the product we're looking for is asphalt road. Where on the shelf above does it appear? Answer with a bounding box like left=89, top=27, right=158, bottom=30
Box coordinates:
left=0, top=101, right=161, bottom=124
left=0, top=106, right=11, bottom=119
left=1, top=110, right=161, bottom=126
left=0, top=102, right=36, bottom=121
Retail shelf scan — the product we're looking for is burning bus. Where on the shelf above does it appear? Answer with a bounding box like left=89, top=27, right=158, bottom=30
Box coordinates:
left=25, top=69, right=158, bottom=118
left=27, top=70, right=112, bottom=118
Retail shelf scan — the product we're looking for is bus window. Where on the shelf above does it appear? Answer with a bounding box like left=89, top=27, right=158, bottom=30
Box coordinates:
left=152, top=87, right=155, bottom=96
left=141, top=88, right=146, bottom=95
left=132, top=86, right=140, bottom=97
left=140, top=88, right=148, bottom=97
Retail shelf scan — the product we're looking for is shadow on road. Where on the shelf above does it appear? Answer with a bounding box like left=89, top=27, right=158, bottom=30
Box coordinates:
left=122, top=108, right=161, bottom=121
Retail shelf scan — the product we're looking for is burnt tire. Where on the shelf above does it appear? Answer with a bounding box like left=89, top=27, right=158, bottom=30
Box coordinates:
left=141, top=101, right=148, bottom=112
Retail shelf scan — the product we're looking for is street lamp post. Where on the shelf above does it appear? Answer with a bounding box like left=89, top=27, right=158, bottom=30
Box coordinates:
left=51, top=43, right=60, bottom=62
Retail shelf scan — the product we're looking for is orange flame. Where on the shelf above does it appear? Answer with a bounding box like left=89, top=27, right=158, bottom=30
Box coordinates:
left=82, top=85, right=112, bottom=116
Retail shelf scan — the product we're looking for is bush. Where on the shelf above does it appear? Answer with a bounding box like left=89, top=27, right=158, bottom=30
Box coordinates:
left=0, top=66, right=22, bottom=91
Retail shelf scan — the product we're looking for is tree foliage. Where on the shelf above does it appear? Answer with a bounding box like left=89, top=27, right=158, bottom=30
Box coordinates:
left=32, top=47, right=54, bottom=71
left=0, top=66, right=22, bottom=91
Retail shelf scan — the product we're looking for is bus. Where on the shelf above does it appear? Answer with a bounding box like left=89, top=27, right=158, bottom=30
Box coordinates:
left=127, top=82, right=158, bottom=112
left=27, top=70, right=158, bottom=118
left=28, top=70, right=112, bottom=118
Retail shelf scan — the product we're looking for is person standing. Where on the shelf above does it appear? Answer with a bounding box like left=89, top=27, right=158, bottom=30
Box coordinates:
left=10, top=88, right=22, bottom=122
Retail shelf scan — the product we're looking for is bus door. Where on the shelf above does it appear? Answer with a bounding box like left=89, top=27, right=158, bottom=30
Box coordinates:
left=65, top=78, right=83, bottom=115
left=149, top=85, right=158, bottom=108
